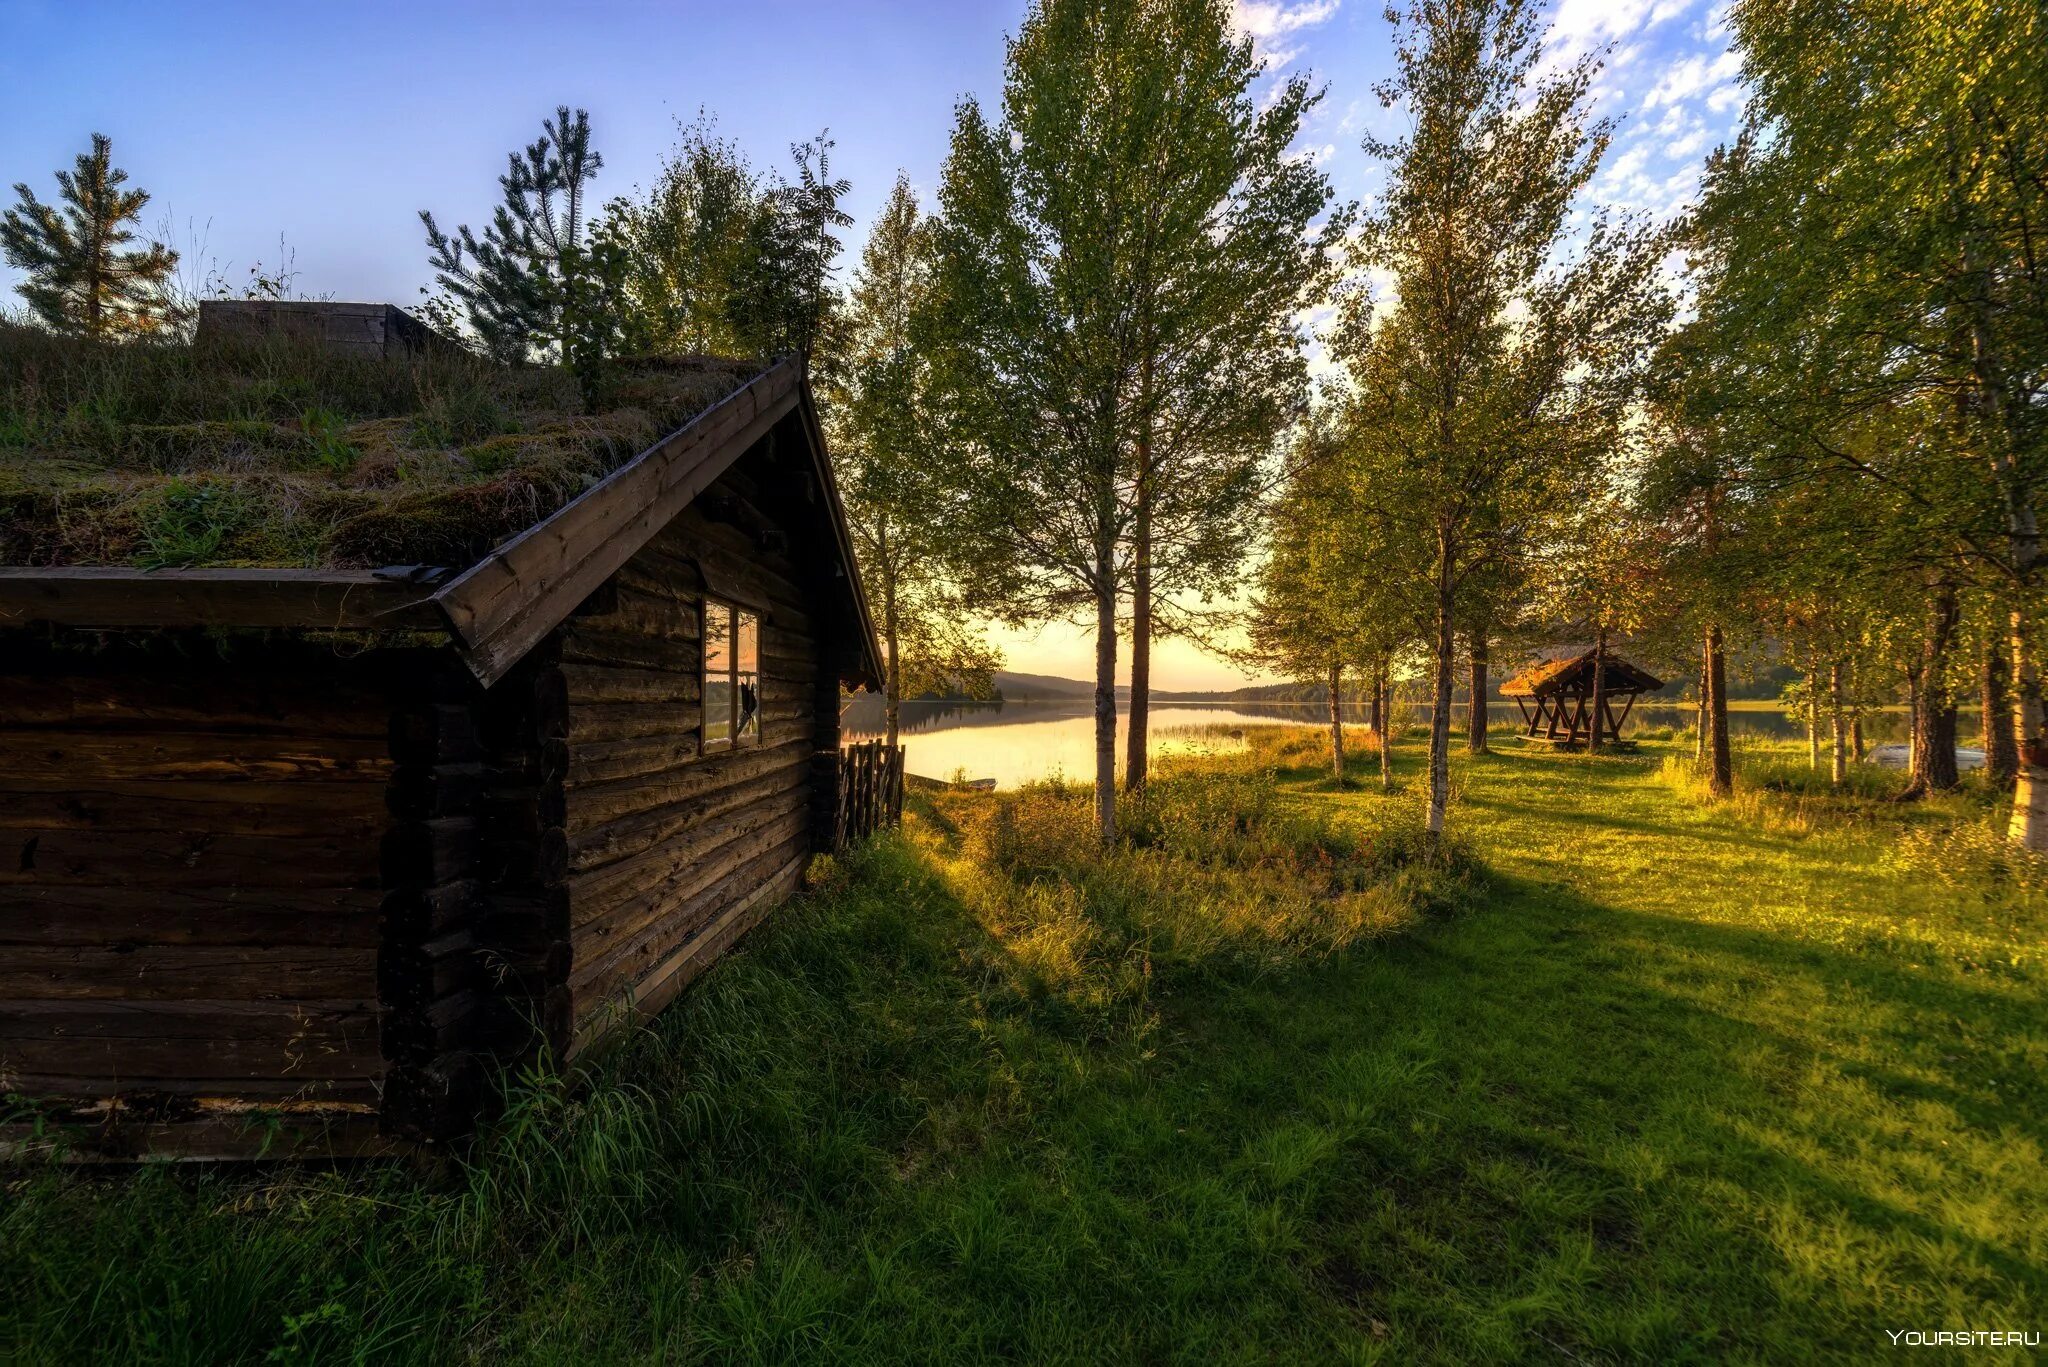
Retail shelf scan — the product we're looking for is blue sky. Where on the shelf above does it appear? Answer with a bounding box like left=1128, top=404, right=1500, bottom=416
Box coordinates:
left=0, top=0, right=1745, bottom=688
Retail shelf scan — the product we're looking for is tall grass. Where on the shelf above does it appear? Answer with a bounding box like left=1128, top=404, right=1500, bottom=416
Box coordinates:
left=0, top=324, right=751, bottom=568
left=5, top=731, right=2042, bottom=1362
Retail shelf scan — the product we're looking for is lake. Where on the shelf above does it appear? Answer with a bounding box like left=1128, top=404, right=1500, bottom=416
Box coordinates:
left=840, top=696, right=1906, bottom=788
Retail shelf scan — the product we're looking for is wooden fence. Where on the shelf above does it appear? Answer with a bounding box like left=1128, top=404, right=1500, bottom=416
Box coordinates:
left=835, top=739, right=906, bottom=849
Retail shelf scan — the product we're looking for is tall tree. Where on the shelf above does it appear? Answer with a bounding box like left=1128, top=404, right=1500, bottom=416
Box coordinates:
left=421, top=106, right=603, bottom=364
left=1115, top=0, right=1344, bottom=793
left=2, top=133, right=180, bottom=339
left=923, top=0, right=1201, bottom=839
left=830, top=174, right=1000, bottom=746
left=729, top=133, right=853, bottom=365
left=1249, top=420, right=1429, bottom=784
left=1699, top=0, right=2047, bottom=846
left=601, top=116, right=766, bottom=357
left=1343, top=0, right=1663, bottom=836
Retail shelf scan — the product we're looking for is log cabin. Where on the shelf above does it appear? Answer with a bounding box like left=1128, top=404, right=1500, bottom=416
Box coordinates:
left=0, top=307, right=881, bottom=1158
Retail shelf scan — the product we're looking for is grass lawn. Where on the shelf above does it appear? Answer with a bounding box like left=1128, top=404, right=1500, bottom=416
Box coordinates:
left=5, top=730, right=2044, bottom=1363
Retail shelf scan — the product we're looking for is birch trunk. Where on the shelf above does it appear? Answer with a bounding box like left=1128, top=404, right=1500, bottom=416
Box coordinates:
left=1427, top=529, right=1456, bottom=837
left=1467, top=626, right=1489, bottom=754
left=1093, top=532, right=1118, bottom=844
left=1588, top=627, right=1608, bottom=755
left=1829, top=659, right=1847, bottom=787
left=1327, top=662, right=1346, bottom=782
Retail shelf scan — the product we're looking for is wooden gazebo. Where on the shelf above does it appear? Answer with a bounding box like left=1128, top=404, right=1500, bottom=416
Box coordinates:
left=1501, top=649, right=1664, bottom=749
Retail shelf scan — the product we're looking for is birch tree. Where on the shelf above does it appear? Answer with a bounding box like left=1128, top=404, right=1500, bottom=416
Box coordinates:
left=830, top=174, right=999, bottom=747
left=1343, top=0, right=1664, bottom=836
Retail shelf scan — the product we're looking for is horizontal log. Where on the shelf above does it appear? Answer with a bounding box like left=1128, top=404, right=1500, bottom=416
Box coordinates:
left=571, top=789, right=810, bottom=942
left=561, top=662, right=703, bottom=707
left=0, top=730, right=393, bottom=783
left=571, top=815, right=806, bottom=1004
left=0, top=1076, right=386, bottom=1112
left=0, top=1000, right=384, bottom=1082
left=3, top=674, right=389, bottom=735
left=636, top=521, right=810, bottom=616
left=762, top=716, right=818, bottom=749
left=558, top=627, right=701, bottom=674
left=0, top=1107, right=402, bottom=1162
left=576, top=580, right=704, bottom=641
left=571, top=851, right=803, bottom=1058
left=568, top=760, right=807, bottom=874
left=0, top=783, right=386, bottom=837
left=568, top=702, right=702, bottom=745
left=0, top=566, right=449, bottom=632
left=0, top=944, right=378, bottom=1002
left=4, top=827, right=381, bottom=888
left=566, top=738, right=813, bottom=832
left=3, top=888, right=385, bottom=946
left=566, top=733, right=701, bottom=789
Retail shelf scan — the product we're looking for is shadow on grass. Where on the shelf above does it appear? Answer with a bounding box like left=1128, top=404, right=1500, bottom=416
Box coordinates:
left=5, top=768, right=2044, bottom=1365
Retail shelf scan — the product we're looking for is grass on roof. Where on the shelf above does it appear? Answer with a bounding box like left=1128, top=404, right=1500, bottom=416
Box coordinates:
left=0, top=321, right=758, bottom=571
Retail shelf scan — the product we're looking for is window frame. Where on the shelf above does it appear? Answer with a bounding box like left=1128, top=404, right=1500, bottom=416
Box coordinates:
left=701, top=597, right=761, bottom=754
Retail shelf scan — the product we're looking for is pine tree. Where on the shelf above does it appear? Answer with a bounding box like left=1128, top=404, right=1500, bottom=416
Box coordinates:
left=420, top=107, right=603, bottom=364
left=2, top=133, right=181, bottom=339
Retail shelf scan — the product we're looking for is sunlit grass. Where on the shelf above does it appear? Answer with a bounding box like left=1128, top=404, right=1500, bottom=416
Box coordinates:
left=3, top=728, right=2042, bottom=1363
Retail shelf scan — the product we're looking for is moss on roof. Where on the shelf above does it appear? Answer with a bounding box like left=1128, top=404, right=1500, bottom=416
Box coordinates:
left=0, top=322, right=758, bottom=571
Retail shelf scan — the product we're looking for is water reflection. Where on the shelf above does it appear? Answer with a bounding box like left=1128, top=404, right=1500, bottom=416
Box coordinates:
left=840, top=696, right=1912, bottom=789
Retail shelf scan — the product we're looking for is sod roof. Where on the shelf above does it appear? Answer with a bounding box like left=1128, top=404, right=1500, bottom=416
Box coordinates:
left=0, top=321, right=760, bottom=572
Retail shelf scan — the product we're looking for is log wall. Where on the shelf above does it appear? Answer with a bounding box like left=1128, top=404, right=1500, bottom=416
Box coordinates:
left=0, top=637, right=400, bottom=1155
left=559, top=460, right=834, bottom=1055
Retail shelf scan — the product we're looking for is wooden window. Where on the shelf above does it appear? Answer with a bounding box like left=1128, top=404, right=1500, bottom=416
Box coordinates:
left=702, top=599, right=761, bottom=753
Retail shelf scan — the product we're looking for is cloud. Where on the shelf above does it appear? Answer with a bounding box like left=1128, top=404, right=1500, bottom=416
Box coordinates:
left=1232, top=0, right=1340, bottom=66
left=1642, top=49, right=1740, bottom=108
left=1663, top=127, right=1708, bottom=160
left=1545, top=0, right=1693, bottom=64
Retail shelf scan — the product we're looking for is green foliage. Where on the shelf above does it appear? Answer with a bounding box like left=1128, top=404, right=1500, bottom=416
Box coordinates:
left=924, top=0, right=1343, bottom=832
left=298, top=406, right=356, bottom=473
left=1, top=133, right=183, bottom=339
left=595, top=118, right=853, bottom=368
left=135, top=476, right=246, bottom=568
left=1688, top=0, right=2048, bottom=842
left=420, top=106, right=604, bottom=364
left=1338, top=0, right=1670, bottom=831
left=826, top=174, right=999, bottom=740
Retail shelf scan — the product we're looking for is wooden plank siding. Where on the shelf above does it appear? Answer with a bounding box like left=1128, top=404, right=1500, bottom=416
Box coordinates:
left=0, top=640, right=399, bottom=1133
left=557, top=456, right=836, bottom=1056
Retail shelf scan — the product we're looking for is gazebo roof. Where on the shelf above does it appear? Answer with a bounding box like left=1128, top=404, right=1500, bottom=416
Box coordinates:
left=1500, top=648, right=1664, bottom=698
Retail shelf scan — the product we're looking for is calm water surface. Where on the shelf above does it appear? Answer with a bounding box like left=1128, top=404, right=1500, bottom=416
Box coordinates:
left=841, top=697, right=1891, bottom=788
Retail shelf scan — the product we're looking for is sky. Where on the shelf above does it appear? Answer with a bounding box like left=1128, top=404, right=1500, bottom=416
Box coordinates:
left=0, top=0, right=1746, bottom=690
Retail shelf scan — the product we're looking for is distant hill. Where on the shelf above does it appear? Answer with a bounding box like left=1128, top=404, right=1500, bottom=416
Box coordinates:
left=993, top=669, right=1101, bottom=700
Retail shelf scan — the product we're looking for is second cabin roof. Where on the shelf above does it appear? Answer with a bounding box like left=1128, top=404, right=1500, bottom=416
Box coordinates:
left=1501, top=648, right=1665, bottom=698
